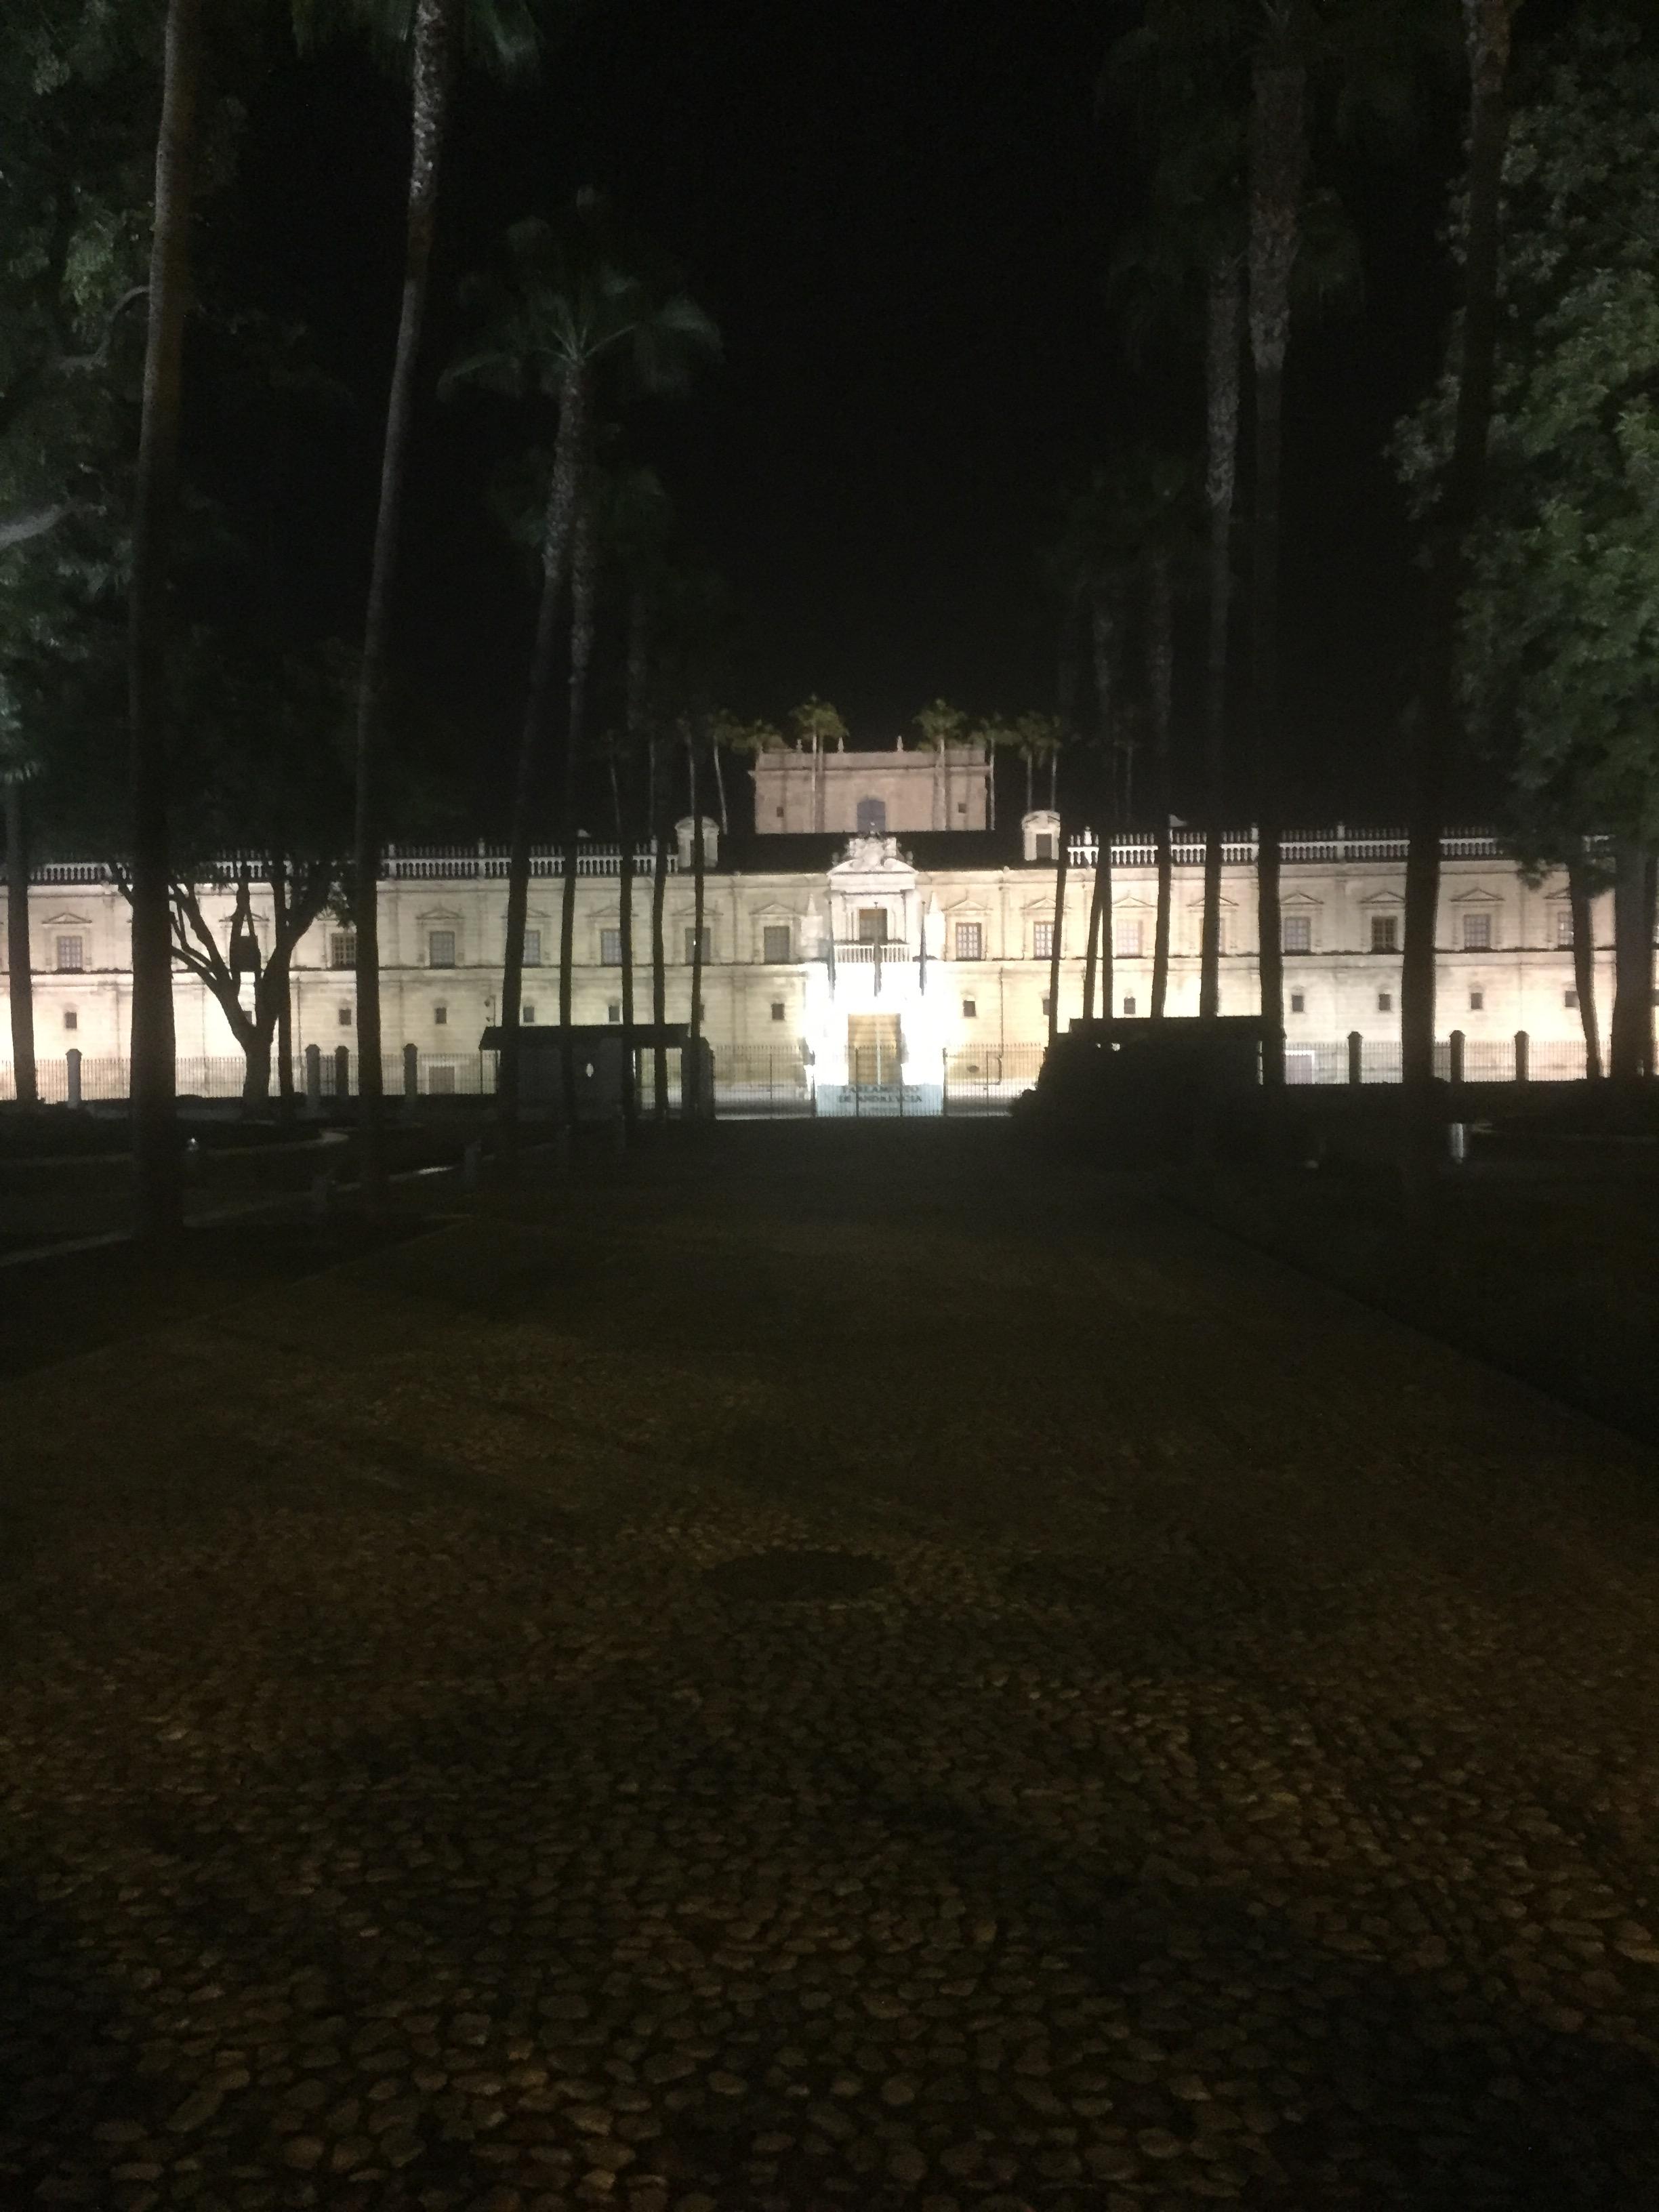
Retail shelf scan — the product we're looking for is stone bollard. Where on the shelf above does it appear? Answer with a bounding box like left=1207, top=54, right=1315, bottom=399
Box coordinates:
left=1347, top=1030, right=1362, bottom=1087
left=1448, top=1028, right=1465, bottom=1088
left=1448, top=1122, right=1469, bottom=1166
left=1514, top=1028, right=1529, bottom=1085
left=66, top=1048, right=83, bottom=1109
left=304, top=1042, right=322, bottom=1112
left=403, top=1042, right=419, bottom=1100
left=334, top=1044, right=350, bottom=1103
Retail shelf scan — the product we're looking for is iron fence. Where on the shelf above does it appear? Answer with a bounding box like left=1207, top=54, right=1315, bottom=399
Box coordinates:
left=0, top=1032, right=1609, bottom=1110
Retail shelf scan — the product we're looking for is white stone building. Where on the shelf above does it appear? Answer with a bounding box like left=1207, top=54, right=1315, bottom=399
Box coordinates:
left=0, top=792, right=1611, bottom=1103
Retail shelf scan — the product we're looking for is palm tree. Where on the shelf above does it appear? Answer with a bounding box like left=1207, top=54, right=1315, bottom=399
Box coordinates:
left=914, top=699, right=968, bottom=830
left=598, top=460, right=674, bottom=1131
left=127, top=0, right=204, bottom=1240
left=1083, top=598, right=1120, bottom=1025
left=443, top=203, right=718, bottom=1159
left=789, top=697, right=848, bottom=830
left=1012, top=711, right=1063, bottom=819
left=1401, top=0, right=1519, bottom=1125
left=302, top=0, right=539, bottom=1206
left=1200, top=255, right=1244, bottom=1017
left=1105, top=13, right=1248, bottom=1028
left=2, top=728, right=37, bottom=1109
left=682, top=716, right=705, bottom=1115
left=1046, top=812, right=1069, bottom=1049
left=1147, top=540, right=1175, bottom=1019
left=556, top=493, right=597, bottom=1121
left=1245, top=15, right=1309, bottom=1088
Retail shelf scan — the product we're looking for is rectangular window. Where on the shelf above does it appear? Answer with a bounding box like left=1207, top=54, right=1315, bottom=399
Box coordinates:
left=857, top=907, right=888, bottom=945
left=1032, top=921, right=1053, bottom=961
left=1370, top=914, right=1399, bottom=953
left=434, top=1004, right=447, bottom=1027
left=962, top=998, right=977, bottom=1019
left=608, top=1002, right=622, bottom=1024
left=955, top=921, right=983, bottom=961
left=1555, top=907, right=1575, bottom=948
left=428, top=928, right=457, bottom=968
left=63, top=1008, right=78, bottom=1031
left=337, top=1005, right=352, bottom=1027
left=1377, top=990, right=1393, bottom=1013
left=523, top=1004, right=536, bottom=1023
left=328, top=930, right=356, bottom=970
left=1469, top=988, right=1484, bottom=1012
left=1564, top=988, right=1578, bottom=1008
left=56, top=935, right=84, bottom=972
left=771, top=1000, right=786, bottom=1022
left=1462, top=911, right=1492, bottom=949
left=683, top=926, right=710, bottom=964
left=1041, top=995, right=1052, bottom=1017
left=1282, top=914, right=1312, bottom=954
left=1114, top=918, right=1143, bottom=959
left=600, top=928, right=623, bottom=966
left=1290, top=991, right=1305, bottom=1015
left=762, top=924, right=792, bottom=964
left=1122, top=994, right=1136, bottom=1017
left=523, top=928, right=542, bottom=966
left=1034, top=833, right=1054, bottom=862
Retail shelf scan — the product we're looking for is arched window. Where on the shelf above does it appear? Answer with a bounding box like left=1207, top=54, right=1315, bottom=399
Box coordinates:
left=855, top=797, right=887, bottom=835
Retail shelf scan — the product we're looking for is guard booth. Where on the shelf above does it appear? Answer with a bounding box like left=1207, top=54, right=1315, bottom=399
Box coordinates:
left=1023, top=1015, right=1269, bottom=1158
left=478, top=1024, right=716, bottom=1120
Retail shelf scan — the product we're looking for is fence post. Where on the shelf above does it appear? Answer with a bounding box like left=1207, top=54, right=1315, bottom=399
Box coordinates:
left=66, top=1047, right=82, bottom=1109
left=1514, top=1028, right=1529, bottom=1086
left=304, top=1042, right=322, bottom=1111
left=1448, top=1028, right=1465, bottom=1087
left=1347, top=1030, right=1362, bottom=1087
left=334, top=1044, right=350, bottom=1101
left=941, top=1047, right=949, bottom=1117
left=403, top=1042, right=418, bottom=1099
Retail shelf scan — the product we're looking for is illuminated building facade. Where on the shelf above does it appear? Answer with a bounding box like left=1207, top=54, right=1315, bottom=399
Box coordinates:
left=0, top=808, right=1614, bottom=1097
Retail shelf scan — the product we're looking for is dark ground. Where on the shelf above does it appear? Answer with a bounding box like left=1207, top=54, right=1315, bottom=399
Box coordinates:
left=2, top=1123, right=1658, bottom=2211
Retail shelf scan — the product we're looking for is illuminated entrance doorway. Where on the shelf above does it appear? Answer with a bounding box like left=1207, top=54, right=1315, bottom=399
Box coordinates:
left=847, top=1013, right=903, bottom=1088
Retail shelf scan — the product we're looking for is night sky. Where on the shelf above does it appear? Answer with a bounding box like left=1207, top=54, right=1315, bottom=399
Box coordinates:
left=224, top=0, right=1521, bottom=838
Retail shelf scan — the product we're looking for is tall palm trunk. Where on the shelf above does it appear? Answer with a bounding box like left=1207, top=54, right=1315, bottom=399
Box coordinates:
left=1565, top=850, right=1601, bottom=1081
left=616, top=586, right=649, bottom=1132
left=1200, top=258, right=1242, bottom=1019
left=687, top=735, right=705, bottom=1116
left=499, top=365, right=585, bottom=1160
left=1402, top=1, right=1515, bottom=1132
left=710, top=739, right=729, bottom=837
left=649, top=730, right=670, bottom=1118
left=609, top=750, right=636, bottom=1130
left=1247, top=55, right=1305, bottom=1089
left=558, top=494, right=596, bottom=1124
left=5, top=779, right=38, bottom=1107
left=352, top=0, right=459, bottom=1206
left=1045, top=818, right=1067, bottom=1048
left=1610, top=839, right=1654, bottom=1084
left=270, top=863, right=295, bottom=1123
left=1085, top=598, right=1116, bottom=1024
left=1148, top=548, right=1174, bottom=1018
left=128, top=0, right=203, bottom=1239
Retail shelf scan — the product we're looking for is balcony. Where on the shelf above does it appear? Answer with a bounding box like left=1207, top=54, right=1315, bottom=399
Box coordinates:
left=832, top=939, right=911, bottom=964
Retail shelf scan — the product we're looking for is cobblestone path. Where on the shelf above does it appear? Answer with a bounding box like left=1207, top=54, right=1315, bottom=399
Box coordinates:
left=3, top=1124, right=1658, bottom=2212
